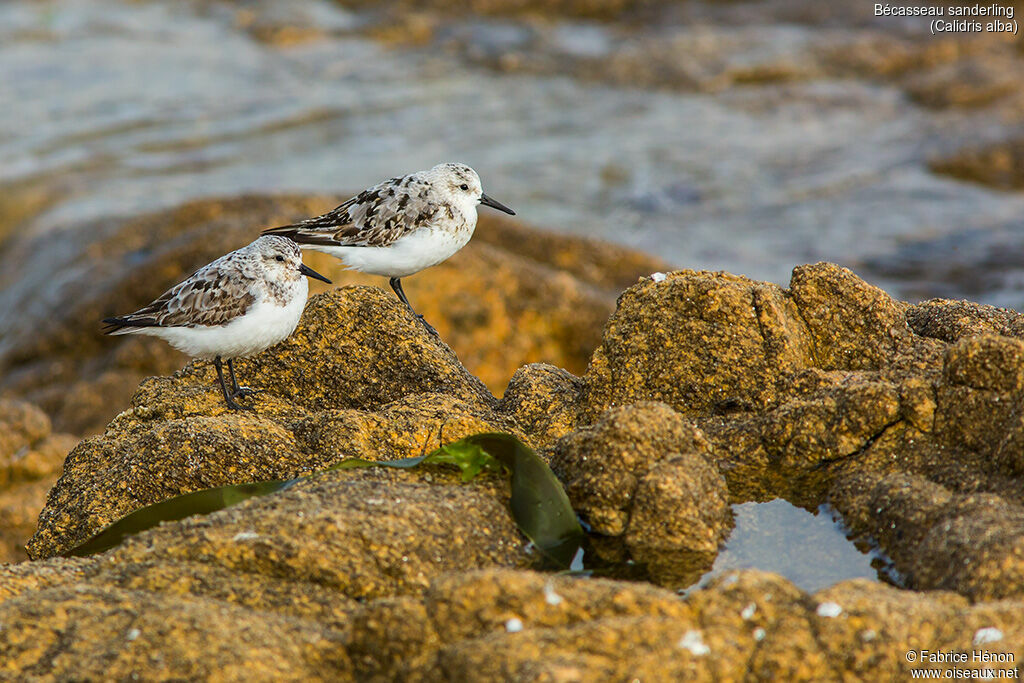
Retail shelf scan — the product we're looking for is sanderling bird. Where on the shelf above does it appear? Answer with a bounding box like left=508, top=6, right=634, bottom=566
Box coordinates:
left=261, top=162, right=515, bottom=335
left=102, top=235, right=331, bottom=410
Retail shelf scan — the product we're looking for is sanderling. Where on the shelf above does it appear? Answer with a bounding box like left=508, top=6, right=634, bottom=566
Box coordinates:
left=261, top=162, right=515, bottom=335
left=102, top=235, right=331, bottom=410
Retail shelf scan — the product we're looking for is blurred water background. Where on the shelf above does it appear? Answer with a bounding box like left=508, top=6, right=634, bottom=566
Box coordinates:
left=3, top=0, right=1024, bottom=306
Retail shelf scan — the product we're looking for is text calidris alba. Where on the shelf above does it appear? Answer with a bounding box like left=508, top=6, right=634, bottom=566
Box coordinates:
left=102, top=235, right=331, bottom=410
left=261, top=162, right=515, bottom=335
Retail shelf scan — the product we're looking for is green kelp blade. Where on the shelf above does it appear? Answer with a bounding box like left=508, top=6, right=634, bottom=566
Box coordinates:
left=64, top=433, right=586, bottom=569
left=462, top=433, right=586, bottom=569
left=328, top=437, right=504, bottom=483
left=65, top=479, right=295, bottom=558
left=331, top=433, right=587, bottom=568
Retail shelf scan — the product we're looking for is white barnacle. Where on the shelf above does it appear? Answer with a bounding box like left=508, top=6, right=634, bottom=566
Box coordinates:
left=544, top=581, right=564, bottom=606
left=816, top=602, right=843, bottom=618
left=973, top=627, right=1003, bottom=645
left=678, top=630, right=710, bottom=656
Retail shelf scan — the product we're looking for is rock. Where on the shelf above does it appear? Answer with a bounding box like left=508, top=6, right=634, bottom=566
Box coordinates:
left=0, top=400, right=77, bottom=562
left=903, top=55, right=1020, bottom=109
left=94, top=468, right=530, bottom=601
left=497, top=363, right=584, bottom=446
left=0, top=557, right=86, bottom=603
left=27, top=287, right=530, bottom=558
left=758, top=377, right=902, bottom=470
left=431, top=569, right=1023, bottom=681
left=5, top=560, right=1022, bottom=681
left=908, top=299, right=1024, bottom=343
left=831, top=472, right=1024, bottom=602
left=549, top=403, right=722, bottom=534
left=583, top=271, right=813, bottom=419
left=930, top=135, right=1024, bottom=191
left=935, top=335, right=1024, bottom=464
left=788, top=262, right=917, bottom=371
left=10, top=254, right=1024, bottom=678
left=548, top=402, right=731, bottom=587
left=624, top=452, right=733, bottom=587
left=0, top=585, right=352, bottom=681
left=341, top=0, right=650, bottom=20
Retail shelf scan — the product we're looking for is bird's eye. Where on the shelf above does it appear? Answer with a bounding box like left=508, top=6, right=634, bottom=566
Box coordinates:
left=460, top=184, right=469, bottom=191
left=275, top=255, right=284, bottom=262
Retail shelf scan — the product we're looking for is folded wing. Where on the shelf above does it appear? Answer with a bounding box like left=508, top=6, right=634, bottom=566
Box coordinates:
left=102, top=258, right=256, bottom=333
left=262, top=174, right=441, bottom=249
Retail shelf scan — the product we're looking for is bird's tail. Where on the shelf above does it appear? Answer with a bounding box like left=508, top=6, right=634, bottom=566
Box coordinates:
left=261, top=225, right=341, bottom=247
left=101, top=316, right=156, bottom=335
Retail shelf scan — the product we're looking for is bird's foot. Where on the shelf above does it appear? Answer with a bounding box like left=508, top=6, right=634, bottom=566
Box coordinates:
left=416, top=314, right=439, bottom=337
left=231, top=386, right=262, bottom=399
left=224, top=395, right=255, bottom=412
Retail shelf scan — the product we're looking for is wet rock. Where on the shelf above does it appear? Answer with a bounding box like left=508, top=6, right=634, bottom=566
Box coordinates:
left=831, top=471, right=1024, bottom=602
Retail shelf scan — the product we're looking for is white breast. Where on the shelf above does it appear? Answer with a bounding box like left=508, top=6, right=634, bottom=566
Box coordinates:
left=308, top=222, right=477, bottom=278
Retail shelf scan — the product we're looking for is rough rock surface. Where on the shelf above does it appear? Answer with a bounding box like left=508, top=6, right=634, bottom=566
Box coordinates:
left=0, top=400, right=76, bottom=562
left=549, top=403, right=730, bottom=541
left=583, top=271, right=813, bottom=418
left=27, top=287, right=519, bottom=558
left=3, top=566, right=1022, bottom=681
left=8, top=259, right=1024, bottom=678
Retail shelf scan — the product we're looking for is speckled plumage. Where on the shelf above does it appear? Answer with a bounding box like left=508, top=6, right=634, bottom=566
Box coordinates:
left=260, top=162, right=515, bottom=335
left=102, top=235, right=332, bottom=410
left=265, top=163, right=477, bottom=251
left=104, top=236, right=304, bottom=336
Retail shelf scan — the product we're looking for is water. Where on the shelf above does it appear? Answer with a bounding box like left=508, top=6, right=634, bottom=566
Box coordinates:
left=2, top=0, right=1024, bottom=308
left=693, top=499, right=891, bottom=594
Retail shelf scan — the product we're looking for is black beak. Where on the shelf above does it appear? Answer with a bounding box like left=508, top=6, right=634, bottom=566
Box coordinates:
left=480, top=193, right=516, bottom=216
left=299, top=263, right=332, bottom=284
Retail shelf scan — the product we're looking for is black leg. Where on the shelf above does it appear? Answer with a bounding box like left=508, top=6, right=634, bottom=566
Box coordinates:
left=226, top=358, right=260, bottom=399
left=214, top=357, right=249, bottom=411
left=226, top=358, right=241, bottom=394
left=389, top=277, right=438, bottom=336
